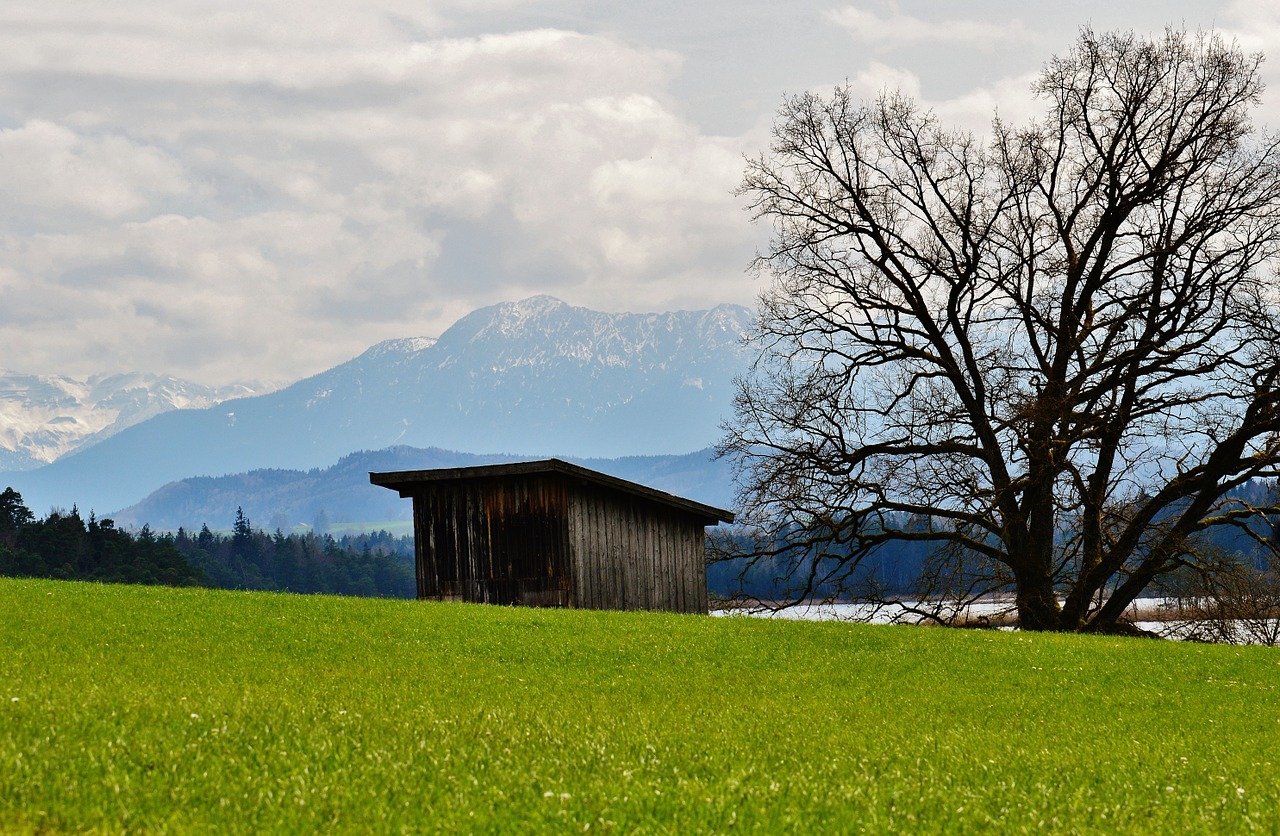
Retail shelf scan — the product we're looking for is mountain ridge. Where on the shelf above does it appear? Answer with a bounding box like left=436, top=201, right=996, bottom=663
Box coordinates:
left=111, top=445, right=735, bottom=532
left=0, top=371, right=255, bottom=471
left=1, top=296, right=752, bottom=515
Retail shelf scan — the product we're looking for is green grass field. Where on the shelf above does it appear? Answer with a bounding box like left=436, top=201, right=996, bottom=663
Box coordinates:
left=2, top=578, right=1278, bottom=833
left=324, top=520, right=414, bottom=537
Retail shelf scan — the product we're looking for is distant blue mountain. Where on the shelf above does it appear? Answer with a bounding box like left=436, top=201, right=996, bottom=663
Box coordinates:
left=2, top=297, right=752, bottom=515
left=111, top=445, right=735, bottom=531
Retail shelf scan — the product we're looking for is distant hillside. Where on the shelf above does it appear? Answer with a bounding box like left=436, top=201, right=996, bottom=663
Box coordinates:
left=3, top=297, right=751, bottom=514
left=112, top=446, right=736, bottom=531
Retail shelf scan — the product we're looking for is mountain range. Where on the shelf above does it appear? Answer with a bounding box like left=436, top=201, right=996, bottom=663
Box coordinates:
left=0, top=371, right=253, bottom=471
left=111, top=446, right=735, bottom=532
left=2, top=296, right=753, bottom=518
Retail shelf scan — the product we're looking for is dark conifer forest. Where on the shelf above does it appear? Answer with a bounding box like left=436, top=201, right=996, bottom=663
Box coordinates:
left=0, top=488, right=415, bottom=598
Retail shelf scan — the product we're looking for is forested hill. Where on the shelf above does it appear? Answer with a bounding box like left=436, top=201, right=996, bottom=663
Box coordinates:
left=112, top=445, right=734, bottom=531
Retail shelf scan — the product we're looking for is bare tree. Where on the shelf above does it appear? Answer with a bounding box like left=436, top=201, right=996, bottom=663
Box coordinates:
left=1160, top=555, right=1280, bottom=645
left=722, top=28, right=1280, bottom=633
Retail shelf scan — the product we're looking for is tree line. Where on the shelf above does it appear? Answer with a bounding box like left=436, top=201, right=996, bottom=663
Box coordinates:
left=0, top=488, right=415, bottom=598
left=171, top=508, right=415, bottom=597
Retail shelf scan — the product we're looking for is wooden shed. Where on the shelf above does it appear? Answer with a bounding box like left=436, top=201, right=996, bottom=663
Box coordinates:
left=369, top=459, right=734, bottom=614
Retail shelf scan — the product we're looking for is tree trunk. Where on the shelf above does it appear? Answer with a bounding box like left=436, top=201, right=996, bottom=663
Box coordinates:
left=1014, top=569, right=1062, bottom=631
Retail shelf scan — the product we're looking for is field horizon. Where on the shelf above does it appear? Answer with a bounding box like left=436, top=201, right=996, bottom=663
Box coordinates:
left=3, top=577, right=1278, bottom=832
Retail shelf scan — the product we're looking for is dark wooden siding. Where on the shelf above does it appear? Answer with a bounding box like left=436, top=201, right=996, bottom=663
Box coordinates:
left=567, top=488, right=707, bottom=614
left=412, top=475, right=573, bottom=606
left=403, top=468, right=712, bottom=613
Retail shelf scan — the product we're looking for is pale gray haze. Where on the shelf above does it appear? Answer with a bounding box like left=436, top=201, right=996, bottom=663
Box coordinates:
left=1, top=0, right=1273, bottom=387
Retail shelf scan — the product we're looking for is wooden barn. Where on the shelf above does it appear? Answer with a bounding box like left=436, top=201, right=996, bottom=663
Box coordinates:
left=369, top=459, right=734, bottom=614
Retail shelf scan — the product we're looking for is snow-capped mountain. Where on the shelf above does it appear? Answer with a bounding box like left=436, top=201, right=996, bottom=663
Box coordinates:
left=295, top=295, right=752, bottom=455
left=3, top=297, right=754, bottom=514
left=0, top=371, right=255, bottom=471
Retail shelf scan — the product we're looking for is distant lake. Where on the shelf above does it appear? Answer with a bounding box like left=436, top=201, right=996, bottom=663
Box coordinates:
left=714, top=598, right=1280, bottom=645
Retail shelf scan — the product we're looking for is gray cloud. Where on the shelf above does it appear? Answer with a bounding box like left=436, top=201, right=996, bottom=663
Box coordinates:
left=0, top=0, right=1260, bottom=387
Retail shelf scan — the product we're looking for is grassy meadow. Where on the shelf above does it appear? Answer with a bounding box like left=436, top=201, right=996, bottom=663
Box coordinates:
left=2, top=577, right=1278, bottom=833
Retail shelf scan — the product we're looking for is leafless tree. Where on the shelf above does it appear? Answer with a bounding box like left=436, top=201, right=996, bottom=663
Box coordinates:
left=722, top=28, right=1280, bottom=633
left=1159, top=556, right=1280, bottom=645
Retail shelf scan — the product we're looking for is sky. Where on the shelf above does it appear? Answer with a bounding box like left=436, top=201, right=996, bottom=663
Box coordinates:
left=1, top=0, right=1277, bottom=388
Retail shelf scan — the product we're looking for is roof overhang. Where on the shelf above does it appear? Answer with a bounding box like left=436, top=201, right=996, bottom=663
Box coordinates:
left=370, top=458, right=734, bottom=525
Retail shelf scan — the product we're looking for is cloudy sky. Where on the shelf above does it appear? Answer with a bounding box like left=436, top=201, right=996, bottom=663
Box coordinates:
left=1, top=0, right=1275, bottom=387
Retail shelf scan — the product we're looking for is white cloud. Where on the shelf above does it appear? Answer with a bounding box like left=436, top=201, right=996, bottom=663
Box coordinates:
left=826, top=5, right=1036, bottom=52
left=843, top=61, right=924, bottom=101
left=1223, top=0, right=1280, bottom=125
left=799, top=62, right=1040, bottom=141
left=931, top=73, right=1042, bottom=136
left=0, top=210, right=445, bottom=384
left=0, top=9, right=675, bottom=92
left=0, top=2, right=445, bottom=86
left=0, top=1, right=1242, bottom=390
left=1224, top=0, right=1280, bottom=45
left=0, top=4, right=761, bottom=385
left=585, top=133, right=745, bottom=277
left=0, top=121, right=187, bottom=219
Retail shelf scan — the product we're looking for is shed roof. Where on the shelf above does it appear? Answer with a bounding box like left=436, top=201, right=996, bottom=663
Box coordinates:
left=370, top=458, right=734, bottom=525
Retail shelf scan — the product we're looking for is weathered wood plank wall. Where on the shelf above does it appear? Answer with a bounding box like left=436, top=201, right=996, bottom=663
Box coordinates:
left=405, top=469, right=711, bottom=613
left=412, top=475, right=572, bottom=606
left=567, top=487, right=707, bottom=614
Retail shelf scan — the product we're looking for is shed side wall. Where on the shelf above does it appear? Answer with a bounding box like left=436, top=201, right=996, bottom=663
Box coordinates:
left=567, top=489, right=708, bottom=614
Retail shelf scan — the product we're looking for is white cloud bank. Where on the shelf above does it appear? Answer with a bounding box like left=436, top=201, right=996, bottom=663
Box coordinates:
left=0, top=121, right=187, bottom=219
left=0, top=4, right=753, bottom=385
left=0, top=0, right=1259, bottom=387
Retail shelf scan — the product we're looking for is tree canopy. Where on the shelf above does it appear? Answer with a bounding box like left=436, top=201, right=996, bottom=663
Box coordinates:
left=724, top=28, right=1280, bottom=632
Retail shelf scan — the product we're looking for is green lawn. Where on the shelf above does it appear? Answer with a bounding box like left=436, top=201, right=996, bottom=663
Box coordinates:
left=1, top=577, right=1277, bottom=833
left=324, top=519, right=414, bottom=537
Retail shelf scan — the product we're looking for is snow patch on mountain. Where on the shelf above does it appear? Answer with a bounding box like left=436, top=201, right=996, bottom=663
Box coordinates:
left=0, top=371, right=254, bottom=470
